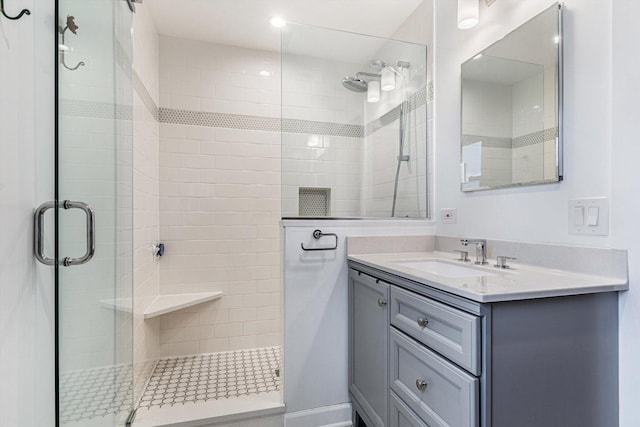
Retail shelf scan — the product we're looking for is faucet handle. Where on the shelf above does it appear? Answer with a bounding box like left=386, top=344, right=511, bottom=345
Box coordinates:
left=495, top=256, right=516, bottom=269
left=453, top=250, right=469, bottom=262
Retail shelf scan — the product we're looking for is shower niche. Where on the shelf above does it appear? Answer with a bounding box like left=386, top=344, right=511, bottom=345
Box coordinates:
left=281, top=24, right=429, bottom=219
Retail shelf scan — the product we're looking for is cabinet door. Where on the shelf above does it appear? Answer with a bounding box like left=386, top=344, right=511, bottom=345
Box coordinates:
left=349, top=269, right=390, bottom=427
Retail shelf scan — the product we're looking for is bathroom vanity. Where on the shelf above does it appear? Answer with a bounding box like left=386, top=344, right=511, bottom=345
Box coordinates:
left=347, top=251, right=627, bottom=427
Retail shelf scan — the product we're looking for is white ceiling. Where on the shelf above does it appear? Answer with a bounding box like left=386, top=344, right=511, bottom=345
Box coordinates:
left=146, top=0, right=424, bottom=53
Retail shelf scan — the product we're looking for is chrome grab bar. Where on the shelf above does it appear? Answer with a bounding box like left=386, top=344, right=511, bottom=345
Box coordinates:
left=300, top=229, right=338, bottom=252
left=34, top=201, right=55, bottom=265
left=34, top=200, right=96, bottom=266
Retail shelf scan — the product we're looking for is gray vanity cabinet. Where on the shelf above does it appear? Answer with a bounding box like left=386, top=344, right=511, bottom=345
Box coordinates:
left=349, top=270, right=390, bottom=427
left=348, top=262, right=620, bottom=427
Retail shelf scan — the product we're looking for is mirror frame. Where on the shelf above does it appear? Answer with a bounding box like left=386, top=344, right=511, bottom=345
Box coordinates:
left=459, top=2, right=563, bottom=192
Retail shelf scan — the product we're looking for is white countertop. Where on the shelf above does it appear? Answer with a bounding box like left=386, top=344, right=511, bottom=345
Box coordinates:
left=347, top=251, right=628, bottom=303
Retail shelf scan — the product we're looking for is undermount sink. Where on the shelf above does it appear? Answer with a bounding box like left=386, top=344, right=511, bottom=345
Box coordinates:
left=393, top=260, right=497, bottom=278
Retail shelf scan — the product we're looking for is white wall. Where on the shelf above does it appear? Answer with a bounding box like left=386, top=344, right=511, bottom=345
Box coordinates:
left=434, top=0, right=640, bottom=424
left=0, top=1, right=55, bottom=425
left=611, top=1, right=640, bottom=425
left=434, top=0, right=612, bottom=246
left=282, top=220, right=435, bottom=415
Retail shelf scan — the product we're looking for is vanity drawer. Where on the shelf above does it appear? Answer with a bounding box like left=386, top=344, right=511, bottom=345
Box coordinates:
left=390, top=328, right=479, bottom=427
left=390, top=286, right=481, bottom=375
left=389, top=391, right=430, bottom=427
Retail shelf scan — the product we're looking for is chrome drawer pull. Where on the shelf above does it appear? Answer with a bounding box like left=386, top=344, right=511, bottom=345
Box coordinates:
left=378, top=298, right=387, bottom=307
left=417, top=316, right=429, bottom=327
left=416, top=379, right=427, bottom=391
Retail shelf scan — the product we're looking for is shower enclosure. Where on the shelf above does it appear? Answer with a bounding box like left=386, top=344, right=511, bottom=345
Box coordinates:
left=44, top=2, right=428, bottom=425
left=49, top=0, right=135, bottom=425
left=281, top=23, right=429, bottom=219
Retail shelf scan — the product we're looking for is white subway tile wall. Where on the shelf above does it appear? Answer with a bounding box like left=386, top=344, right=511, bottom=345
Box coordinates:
left=132, top=6, right=161, bottom=403
left=149, top=33, right=429, bottom=357
left=281, top=28, right=429, bottom=218
left=133, top=85, right=160, bottom=401
left=158, top=37, right=282, bottom=356
left=280, top=54, right=365, bottom=217
left=361, top=102, right=429, bottom=218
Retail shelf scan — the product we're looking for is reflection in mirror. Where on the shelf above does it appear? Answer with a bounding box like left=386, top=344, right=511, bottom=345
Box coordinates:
left=461, top=3, right=562, bottom=192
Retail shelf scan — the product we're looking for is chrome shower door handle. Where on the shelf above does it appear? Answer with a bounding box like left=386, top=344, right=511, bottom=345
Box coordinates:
left=61, top=200, right=95, bottom=267
left=34, top=201, right=56, bottom=265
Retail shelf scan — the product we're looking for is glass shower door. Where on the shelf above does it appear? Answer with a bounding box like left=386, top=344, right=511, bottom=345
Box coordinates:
left=56, top=0, right=134, bottom=425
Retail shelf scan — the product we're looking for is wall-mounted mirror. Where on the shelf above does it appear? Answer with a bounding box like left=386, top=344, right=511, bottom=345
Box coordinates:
left=460, top=3, right=562, bottom=192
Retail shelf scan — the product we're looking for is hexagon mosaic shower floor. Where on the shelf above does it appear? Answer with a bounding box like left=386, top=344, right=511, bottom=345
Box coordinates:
left=138, top=346, right=281, bottom=410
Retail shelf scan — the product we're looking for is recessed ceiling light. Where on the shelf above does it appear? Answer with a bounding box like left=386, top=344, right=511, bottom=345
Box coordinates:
left=270, top=16, right=286, bottom=28
left=458, top=0, right=479, bottom=29
left=259, top=70, right=271, bottom=77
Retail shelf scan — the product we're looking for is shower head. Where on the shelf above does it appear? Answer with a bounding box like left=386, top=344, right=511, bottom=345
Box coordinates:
left=342, top=76, right=368, bottom=93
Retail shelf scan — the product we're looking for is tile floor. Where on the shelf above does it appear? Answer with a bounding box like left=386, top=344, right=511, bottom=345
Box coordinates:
left=137, top=346, right=281, bottom=410
left=59, top=363, right=133, bottom=425
left=59, top=346, right=281, bottom=425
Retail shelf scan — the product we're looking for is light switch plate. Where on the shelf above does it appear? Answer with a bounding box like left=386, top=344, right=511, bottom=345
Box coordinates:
left=568, top=198, right=609, bottom=235
left=441, top=208, right=457, bottom=224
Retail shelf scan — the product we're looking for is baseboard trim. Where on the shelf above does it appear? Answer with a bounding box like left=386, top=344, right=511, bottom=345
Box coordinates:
left=285, top=403, right=352, bottom=427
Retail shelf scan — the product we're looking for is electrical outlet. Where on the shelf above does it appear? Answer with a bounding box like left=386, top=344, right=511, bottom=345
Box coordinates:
left=441, top=208, right=457, bottom=224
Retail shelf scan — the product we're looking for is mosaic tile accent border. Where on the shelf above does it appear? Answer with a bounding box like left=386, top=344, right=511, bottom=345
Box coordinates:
left=427, top=80, right=434, bottom=103
left=59, top=99, right=133, bottom=121
left=462, top=127, right=558, bottom=149
left=59, top=363, right=133, bottom=424
left=159, top=108, right=281, bottom=132
left=283, top=118, right=363, bottom=138
left=462, top=134, right=513, bottom=148
left=137, top=346, right=280, bottom=410
left=158, top=108, right=365, bottom=138
left=61, top=82, right=429, bottom=139
left=513, top=127, right=558, bottom=148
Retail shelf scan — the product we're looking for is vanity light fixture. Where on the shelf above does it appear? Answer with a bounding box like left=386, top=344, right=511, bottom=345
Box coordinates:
left=458, top=0, right=479, bottom=29
left=367, top=80, right=380, bottom=103
left=380, top=66, right=395, bottom=91
left=269, top=16, right=286, bottom=28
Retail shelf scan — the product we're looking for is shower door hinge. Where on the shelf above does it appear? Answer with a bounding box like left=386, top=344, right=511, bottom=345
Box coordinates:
left=124, top=0, right=142, bottom=13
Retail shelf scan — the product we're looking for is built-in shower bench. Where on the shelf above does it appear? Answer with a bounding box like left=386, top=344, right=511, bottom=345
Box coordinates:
left=100, top=291, right=223, bottom=319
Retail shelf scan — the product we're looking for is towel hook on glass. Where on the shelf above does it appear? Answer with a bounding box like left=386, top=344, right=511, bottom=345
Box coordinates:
left=0, top=0, right=30, bottom=20
left=58, top=16, right=85, bottom=71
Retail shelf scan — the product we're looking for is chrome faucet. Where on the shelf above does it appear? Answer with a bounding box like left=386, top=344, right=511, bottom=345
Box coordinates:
left=460, top=239, right=488, bottom=265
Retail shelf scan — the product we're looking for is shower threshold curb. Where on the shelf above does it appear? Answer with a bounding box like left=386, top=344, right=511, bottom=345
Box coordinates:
left=132, top=391, right=284, bottom=427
